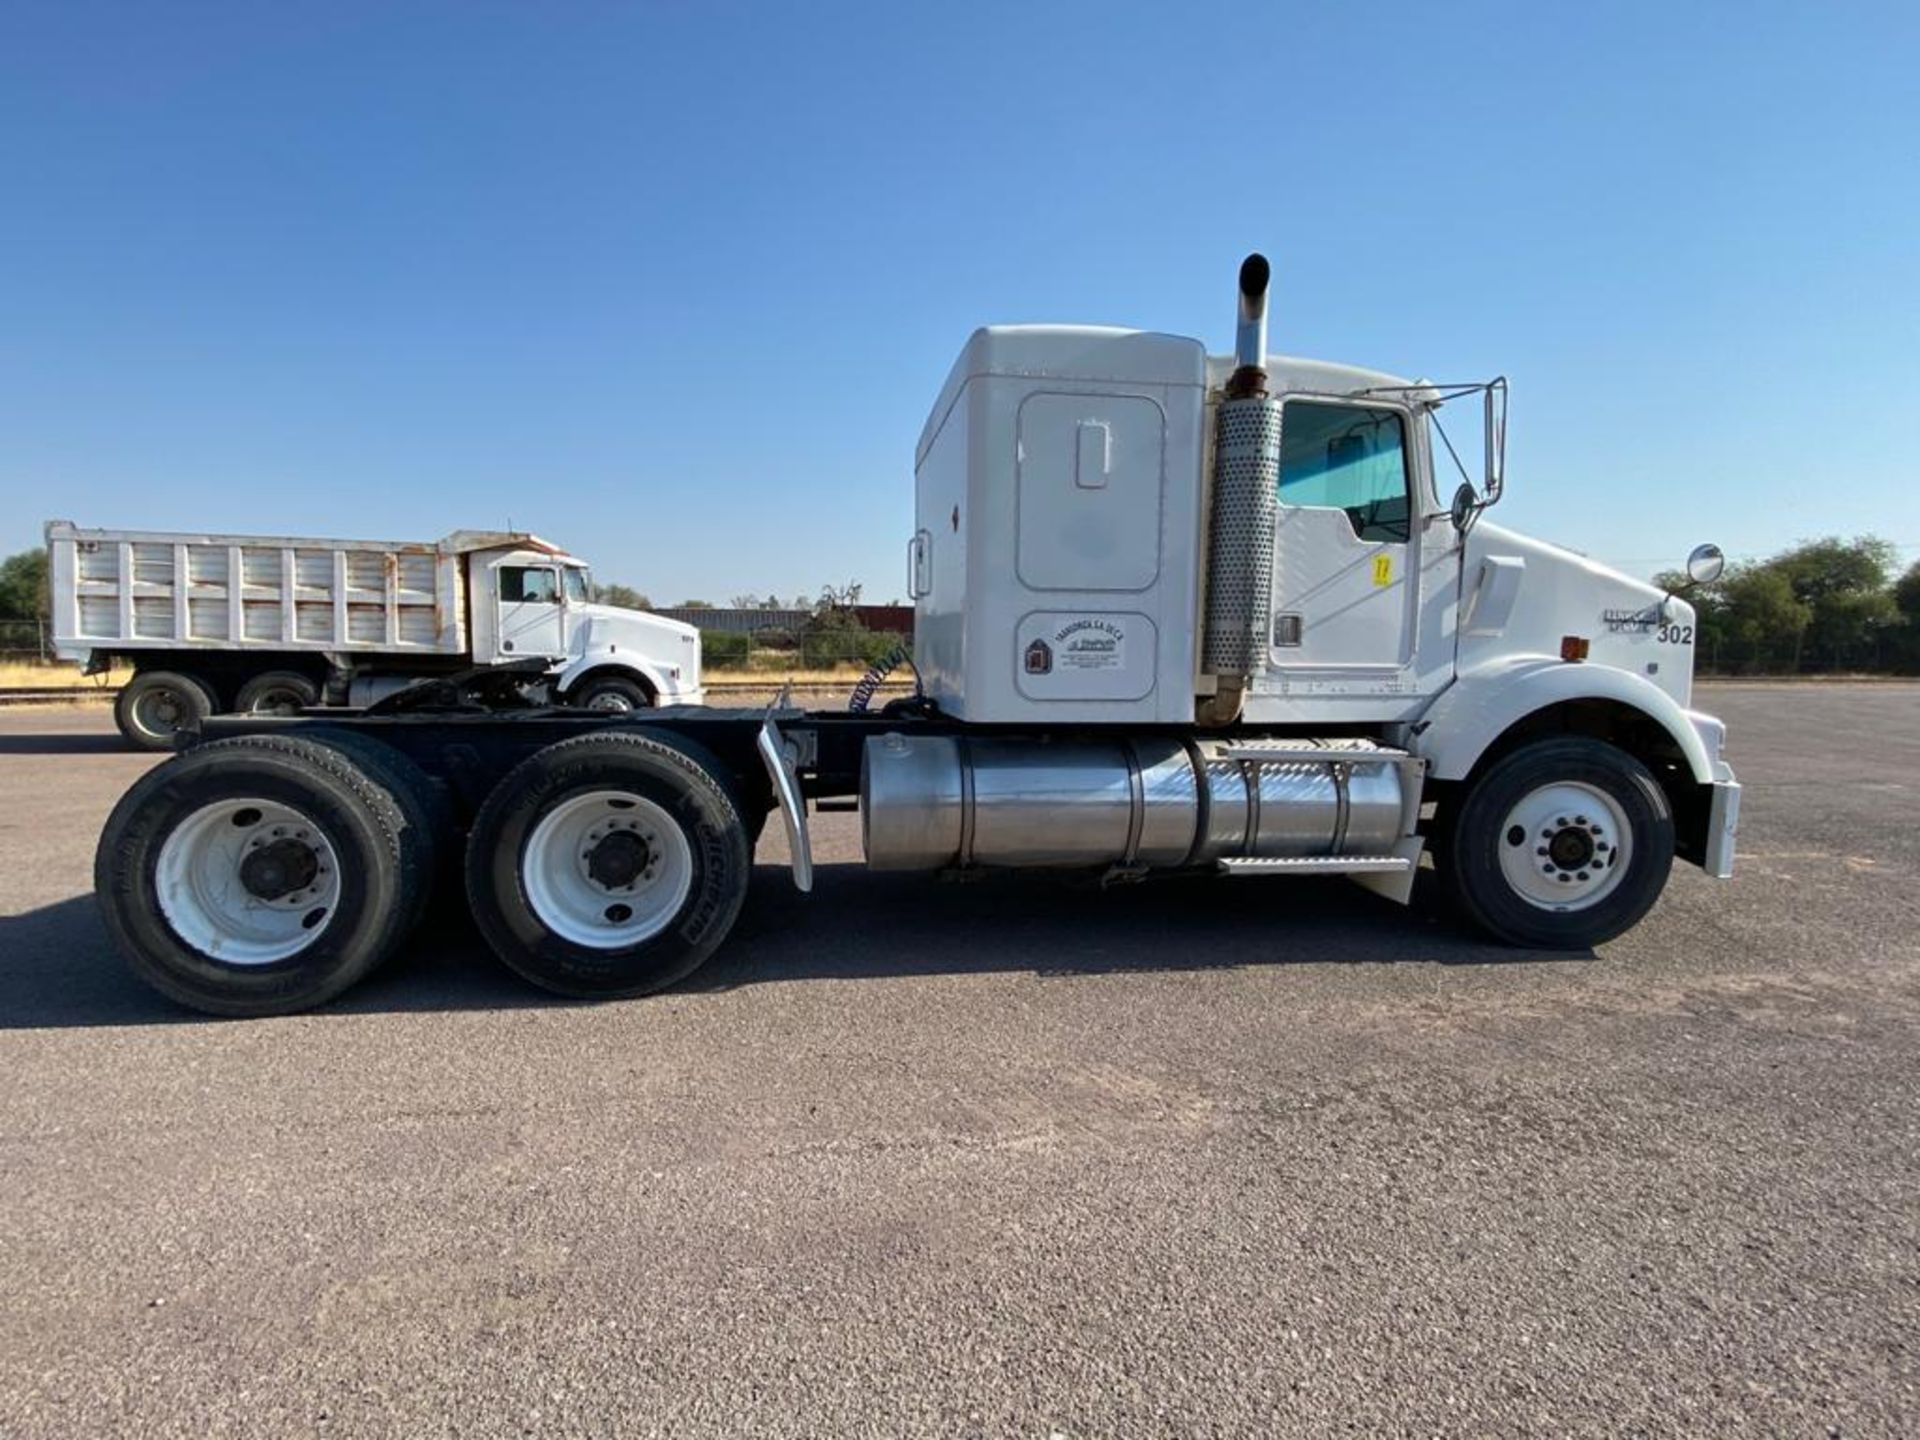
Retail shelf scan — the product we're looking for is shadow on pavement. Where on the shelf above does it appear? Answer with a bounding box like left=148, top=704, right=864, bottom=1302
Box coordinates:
left=0, top=863, right=1585, bottom=1030
left=0, top=730, right=132, bottom=756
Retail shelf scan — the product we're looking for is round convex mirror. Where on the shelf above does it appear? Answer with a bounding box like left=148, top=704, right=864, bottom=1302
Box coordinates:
left=1686, top=543, right=1726, bottom=586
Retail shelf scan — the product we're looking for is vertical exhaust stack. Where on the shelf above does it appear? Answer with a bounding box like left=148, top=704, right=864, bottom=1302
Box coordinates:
left=1229, top=253, right=1271, bottom=399
left=1201, top=253, right=1282, bottom=725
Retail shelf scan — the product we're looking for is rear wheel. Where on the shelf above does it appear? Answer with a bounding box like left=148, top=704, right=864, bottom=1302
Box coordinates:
left=94, top=735, right=435, bottom=1015
left=465, top=732, right=750, bottom=998
left=1440, top=737, right=1674, bottom=949
left=570, top=674, right=652, bottom=713
left=115, top=670, right=216, bottom=751
left=235, top=670, right=321, bottom=716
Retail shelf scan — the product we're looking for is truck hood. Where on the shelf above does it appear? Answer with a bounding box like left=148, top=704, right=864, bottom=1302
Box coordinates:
left=1461, top=521, right=1695, bottom=708
left=572, top=604, right=703, bottom=672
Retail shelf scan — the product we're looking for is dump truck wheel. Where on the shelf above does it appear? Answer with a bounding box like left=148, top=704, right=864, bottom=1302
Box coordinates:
left=115, top=670, right=216, bottom=751
left=1442, top=737, right=1674, bottom=950
left=94, top=735, right=431, bottom=1016
left=571, top=675, right=652, bottom=713
left=236, top=670, right=320, bottom=716
left=465, top=732, right=750, bottom=999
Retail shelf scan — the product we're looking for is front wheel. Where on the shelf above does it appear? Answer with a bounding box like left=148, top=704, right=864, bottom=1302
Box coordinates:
left=570, top=674, right=652, bottom=714
left=1439, top=737, right=1674, bottom=950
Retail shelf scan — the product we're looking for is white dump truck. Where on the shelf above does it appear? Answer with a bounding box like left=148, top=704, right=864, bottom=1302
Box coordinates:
left=93, top=255, right=1739, bottom=1016
left=46, top=522, right=703, bottom=748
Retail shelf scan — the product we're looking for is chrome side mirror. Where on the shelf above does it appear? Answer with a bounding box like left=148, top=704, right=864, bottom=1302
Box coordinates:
left=1685, top=542, right=1725, bottom=586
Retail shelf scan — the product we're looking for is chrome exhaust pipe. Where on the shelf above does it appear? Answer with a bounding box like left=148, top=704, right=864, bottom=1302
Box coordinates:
left=1228, top=252, right=1271, bottom=400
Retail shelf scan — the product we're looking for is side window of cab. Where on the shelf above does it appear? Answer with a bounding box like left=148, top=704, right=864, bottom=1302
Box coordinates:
left=1278, top=401, right=1411, bottom=542
left=500, top=566, right=559, bottom=603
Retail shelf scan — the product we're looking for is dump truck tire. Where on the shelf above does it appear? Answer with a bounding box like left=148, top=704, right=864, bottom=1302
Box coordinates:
left=115, top=670, right=216, bottom=751
left=235, top=670, right=320, bottom=716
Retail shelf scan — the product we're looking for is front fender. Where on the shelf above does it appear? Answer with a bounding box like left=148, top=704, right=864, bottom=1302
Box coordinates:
left=554, top=650, right=674, bottom=702
left=1414, top=656, right=1715, bottom=784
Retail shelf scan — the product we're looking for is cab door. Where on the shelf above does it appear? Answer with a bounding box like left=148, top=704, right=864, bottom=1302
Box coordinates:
left=495, top=562, right=567, bottom=658
left=1265, top=397, right=1431, bottom=694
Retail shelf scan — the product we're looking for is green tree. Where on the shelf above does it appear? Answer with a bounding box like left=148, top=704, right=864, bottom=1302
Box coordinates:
left=0, top=549, right=49, bottom=620
left=1767, top=536, right=1897, bottom=670
left=1891, top=560, right=1920, bottom=673
left=1892, top=559, right=1920, bottom=624
left=1718, top=564, right=1811, bottom=674
left=596, top=582, right=651, bottom=609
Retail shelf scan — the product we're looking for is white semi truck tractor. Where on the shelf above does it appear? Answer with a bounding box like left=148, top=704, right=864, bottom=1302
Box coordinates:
left=93, top=256, right=1740, bottom=1016
left=45, top=523, right=703, bottom=748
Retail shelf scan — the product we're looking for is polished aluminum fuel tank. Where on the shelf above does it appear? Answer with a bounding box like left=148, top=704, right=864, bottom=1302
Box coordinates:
left=861, top=734, right=1406, bottom=871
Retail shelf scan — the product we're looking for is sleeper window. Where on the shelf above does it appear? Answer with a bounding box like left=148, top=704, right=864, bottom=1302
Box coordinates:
left=1278, top=402, right=1411, bottom=542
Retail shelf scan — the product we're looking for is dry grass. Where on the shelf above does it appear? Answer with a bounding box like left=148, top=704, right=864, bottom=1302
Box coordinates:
left=0, top=660, right=128, bottom=690
left=706, top=667, right=875, bottom=686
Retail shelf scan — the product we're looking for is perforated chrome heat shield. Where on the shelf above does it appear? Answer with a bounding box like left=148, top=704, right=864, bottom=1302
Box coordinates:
left=1202, top=395, right=1281, bottom=675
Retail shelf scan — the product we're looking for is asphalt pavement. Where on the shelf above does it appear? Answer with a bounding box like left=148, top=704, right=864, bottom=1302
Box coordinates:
left=1, top=685, right=1916, bottom=1437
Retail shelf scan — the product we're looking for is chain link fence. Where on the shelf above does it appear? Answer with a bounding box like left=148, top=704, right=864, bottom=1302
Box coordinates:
left=700, top=627, right=907, bottom=674
left=0, top=619, right=51, bottom=662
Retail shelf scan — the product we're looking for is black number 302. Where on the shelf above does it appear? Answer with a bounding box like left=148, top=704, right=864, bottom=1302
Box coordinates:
left=1657, top=623, right=1694, bottom=645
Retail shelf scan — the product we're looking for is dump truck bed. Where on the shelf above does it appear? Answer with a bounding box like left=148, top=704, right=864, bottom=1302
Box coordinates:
left=44, top=522, right=482, bottom=659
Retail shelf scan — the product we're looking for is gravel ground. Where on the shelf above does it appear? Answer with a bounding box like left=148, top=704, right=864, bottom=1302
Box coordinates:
left=0, top=685, right=1915, bottom=1437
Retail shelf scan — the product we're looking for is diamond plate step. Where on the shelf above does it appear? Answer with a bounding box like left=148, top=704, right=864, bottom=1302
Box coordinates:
left=1219, top=741, right=1411, bottom=765
left=1218, top=854, right=1413, bottom=876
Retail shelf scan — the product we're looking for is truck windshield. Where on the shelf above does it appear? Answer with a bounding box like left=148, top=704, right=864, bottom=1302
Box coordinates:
left=563, top=567, right=588, bottom=604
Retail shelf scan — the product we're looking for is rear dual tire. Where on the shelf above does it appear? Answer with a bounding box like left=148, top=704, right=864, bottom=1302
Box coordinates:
left=464, top=733, right=751, bottom=999
left=95, top=734, right=440, bottom=1016
left=115, top=670, right=216, bottom=751
left=236, top=670, right=321, bottom=716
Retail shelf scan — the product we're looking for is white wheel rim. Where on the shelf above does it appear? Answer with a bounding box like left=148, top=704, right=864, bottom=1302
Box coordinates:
left=1497, top=781, right=1633, bottom=913
left=155, top=798, right=342, bottom=964
left=520, top=789, right=692, bottom=948
left=586, top=691, right=634, bottom=713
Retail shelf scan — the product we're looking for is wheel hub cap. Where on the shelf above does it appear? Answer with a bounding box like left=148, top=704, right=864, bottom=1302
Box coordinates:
left=240, top=838, right=320, bottom=899
left=586, top=830, right=652, bottom=889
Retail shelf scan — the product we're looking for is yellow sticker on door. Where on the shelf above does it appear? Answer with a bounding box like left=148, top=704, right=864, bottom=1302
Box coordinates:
left=1371, top=553, right=1393, bottom=587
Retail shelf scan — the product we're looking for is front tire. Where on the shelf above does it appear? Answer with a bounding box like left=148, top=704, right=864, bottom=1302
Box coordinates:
left=465, top=732, right=751, bottom=999
left=570, top=674, right=652, bottom=714
left=115, top=670, right=216, bottom=751
left=1440, top=737, right=1674, bottom=950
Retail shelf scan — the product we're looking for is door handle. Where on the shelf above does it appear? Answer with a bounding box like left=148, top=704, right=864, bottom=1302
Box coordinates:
left=906, top=531, right=931, bottom=599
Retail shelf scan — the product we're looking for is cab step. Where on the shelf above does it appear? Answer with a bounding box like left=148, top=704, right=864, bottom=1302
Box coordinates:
left=1220, top=740, right=1412, bottom=766
left=1218, top=854, right=1412, bottom=876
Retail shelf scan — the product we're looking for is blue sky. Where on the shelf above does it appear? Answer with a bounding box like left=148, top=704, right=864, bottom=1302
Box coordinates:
left=3, top=1, right=1915, bottom=601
